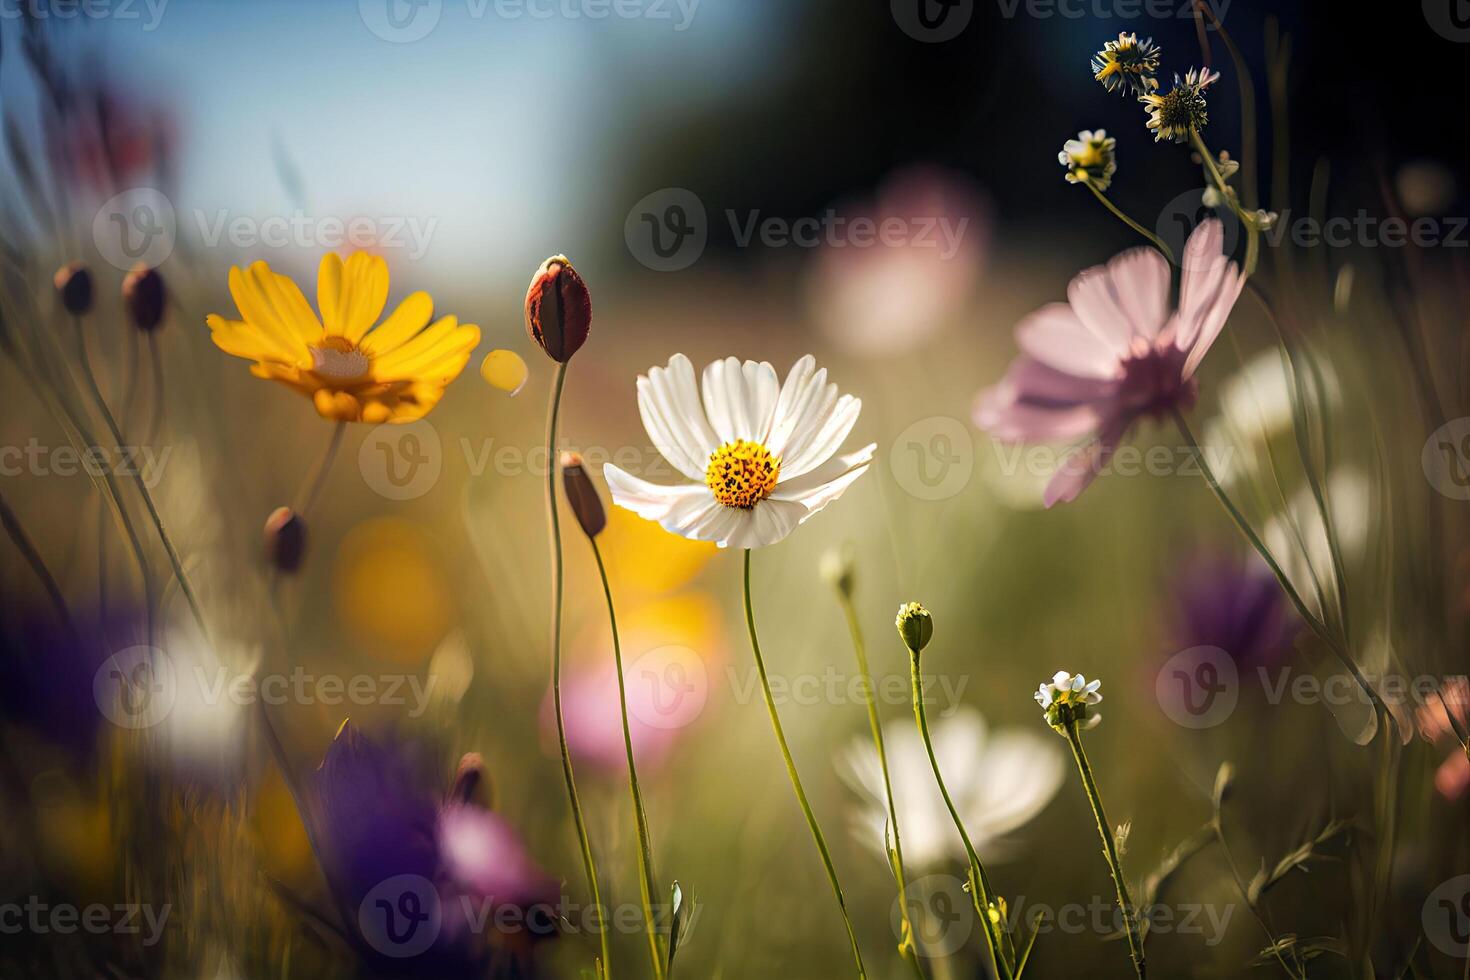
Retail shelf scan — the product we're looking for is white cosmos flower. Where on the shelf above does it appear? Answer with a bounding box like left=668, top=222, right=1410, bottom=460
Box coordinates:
left=603, top=354, right=876, bottom=550
left=839, top=707, right=1064, bottom=869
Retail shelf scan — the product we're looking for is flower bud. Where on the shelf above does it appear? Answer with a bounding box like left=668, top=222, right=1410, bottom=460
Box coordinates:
left=53, top=262, right=93, bottom=316
left=263, top=506, right=307, bottom=573
left=524, top=255, right=590, bottom=362
left=122, top=263, right=166, bottom=331
left=895, top=601, right=933, bottom=653
left=561, top=452, right=606, bottom=539
left=820, top=545, right=856, bottom=599
left=449, top=752, right=492, bottom=807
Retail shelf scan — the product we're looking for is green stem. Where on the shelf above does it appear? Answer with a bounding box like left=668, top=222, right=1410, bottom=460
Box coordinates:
left=906, top=644, right=1011, bottom=980
left=1189, top=128, right=1261, bottom=276
left=0, top=487, right=74, bottom=635
left=1085, top=184, right=1176, bottom=265
left=544, top=360, right=612, bottom=979
left=1171, top=408, right=1383, bottom=714
left=1061, top=722, right=1145, bottom=980
left=588, top=537, right=667, bottom=980
left=295, top=421, right=346, bottom=519
left=742, top=550, right=866, bottom=978
left=835, top=591, right=925, bottom=979
left=69, top=315, right=210, bottom=645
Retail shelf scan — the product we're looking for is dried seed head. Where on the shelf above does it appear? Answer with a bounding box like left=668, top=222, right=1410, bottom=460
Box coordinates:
left=263, top=506, right=307, bottom=573
left=122, top=263, right=166, bottom=331
left=561, top=451, right=607, bottom=539
left=524, top=255, right=591, bottom=362
left=53, top=262, right=94, bottom=316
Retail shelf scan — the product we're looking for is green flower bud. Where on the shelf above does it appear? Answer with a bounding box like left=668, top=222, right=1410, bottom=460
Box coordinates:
left=895, top=601, right=933, bottom=653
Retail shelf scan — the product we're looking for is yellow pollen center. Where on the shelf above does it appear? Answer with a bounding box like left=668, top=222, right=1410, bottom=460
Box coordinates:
left=705, top=439, right=781, bottom=509
left=309, top=335, right=371, bottom=381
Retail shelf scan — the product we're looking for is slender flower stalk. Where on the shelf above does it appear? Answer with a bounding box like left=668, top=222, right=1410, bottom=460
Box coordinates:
left=1170, top=407, right=1382, bottom=712
left=1061, top=722, right=1144, bottom=979
left=824, top=554, right=924, bottom=978
left=588, top=534, right=667, bottom=979
left=1036, top=672, right=1144, bottom=979
left=565, top=450, right=667, bottom=978
left=544, top=361, right=613, bottom=979
left=295, top=421, right=347, bottom=519
left=743, top=550, right=867, bottom=978
left=898, top=603, right=1011, bottom=980
left=1190, top=127, right=1261, bottom=275
left=1084, top=183, right=1176, bottom=265
left=67, top=311, right=209, bottom=644
left=0, top=488, right=73, bottom=635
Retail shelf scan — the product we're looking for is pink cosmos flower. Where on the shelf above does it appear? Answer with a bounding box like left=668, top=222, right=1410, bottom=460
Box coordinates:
left=974, top=220, right=1244, bottom=507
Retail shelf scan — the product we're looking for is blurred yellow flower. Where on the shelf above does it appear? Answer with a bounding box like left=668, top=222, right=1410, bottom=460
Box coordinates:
left=480, top=348, right=528, bottom=395
left=206, top=252, right=480, bottom=423
left=333, top=518, right=454, bottom=665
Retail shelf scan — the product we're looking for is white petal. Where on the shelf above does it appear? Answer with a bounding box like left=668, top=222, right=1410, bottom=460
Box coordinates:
left=1051, top=670, right=1071, bottom=688
left=637, top=354, right=719, bottom=481
left=770, top=444, right=874, bottom=517
left=720, top=498, right=807, bottom=549
left=781, top=394, right=862, bottom=480
left=766, top=356, right=825, bottom=457
left=602, top=464, right=718, bottom=538
left=701, top=356, right=779, bottom=445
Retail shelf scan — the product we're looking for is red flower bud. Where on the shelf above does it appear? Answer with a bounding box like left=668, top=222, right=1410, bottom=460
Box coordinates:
left=122, top=263, right=166, bottom=332
left=263, top=506, right=307, bottom=573
left=524, top=255, right=590, bottom=362
left=53, top=262, right=93, bottom=316
left=560, top=451, right=606, bottom=539
left=449, top=752, right=491, bottom=807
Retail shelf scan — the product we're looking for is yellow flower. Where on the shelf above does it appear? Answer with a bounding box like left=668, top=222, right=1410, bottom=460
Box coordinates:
left=206, top=252, right=480, bottom=423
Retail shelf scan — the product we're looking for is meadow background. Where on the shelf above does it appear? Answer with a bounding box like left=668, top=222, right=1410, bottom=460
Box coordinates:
left=0, top=1, right=1467, bottom=977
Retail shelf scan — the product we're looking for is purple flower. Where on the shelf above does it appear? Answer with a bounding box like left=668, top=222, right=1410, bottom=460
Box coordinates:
left=975, top=220, right=1244, bottom=506
left=1169, top=552, right=1298, bottom=669
left=305, top=722, right=560, bottom=976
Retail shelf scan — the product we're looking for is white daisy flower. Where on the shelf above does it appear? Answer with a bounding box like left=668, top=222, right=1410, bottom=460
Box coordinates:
left=1035, top=670, right=1103, bottom=731
left=839, top=707, right=1064, bottom=869
left=603, top=353, right=876, bottom=550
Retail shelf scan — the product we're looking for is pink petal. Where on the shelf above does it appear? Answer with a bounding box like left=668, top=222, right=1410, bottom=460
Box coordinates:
left=1015, top=303, right=1123, bottom=380
left=1042, top=419, right=1129, bottom=507
left=1105, top=247, right=1171, bottom=339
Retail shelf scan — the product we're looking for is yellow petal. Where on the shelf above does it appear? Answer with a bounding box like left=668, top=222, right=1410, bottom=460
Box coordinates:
left=206, top=314, right=299, bottom=364
left=360, top=291, right=434, bottom=355
left=479, top=349, right=528, bottom=395
left=371, top=317, right=474, bottom=380
left=317, top=252, right=388, bottom=342
left=227, top=263, right=319, bottom=355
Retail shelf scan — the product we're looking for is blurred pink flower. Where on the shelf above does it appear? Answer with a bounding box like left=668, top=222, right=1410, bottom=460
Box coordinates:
left=541, top=653, right=695, bottom=776
left=806, top=166, right=989, bottom=356
left=974, top=220, right=1244, bottom=507
left=1417, top=677, right=1470, bottom=801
